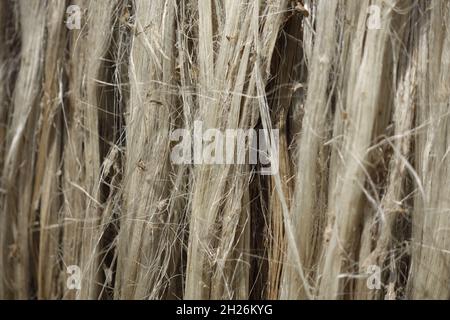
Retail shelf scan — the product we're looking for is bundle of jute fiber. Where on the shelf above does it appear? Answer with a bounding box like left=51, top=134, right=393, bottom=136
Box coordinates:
left=0, top=0, right=449, bottom=300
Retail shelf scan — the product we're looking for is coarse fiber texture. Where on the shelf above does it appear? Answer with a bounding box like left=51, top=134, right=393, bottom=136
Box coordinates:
left=0, top=0, right=449, bottom=300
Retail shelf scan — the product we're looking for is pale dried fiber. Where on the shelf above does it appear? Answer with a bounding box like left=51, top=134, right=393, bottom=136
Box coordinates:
left=0, top=0, right=449, bottom=300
